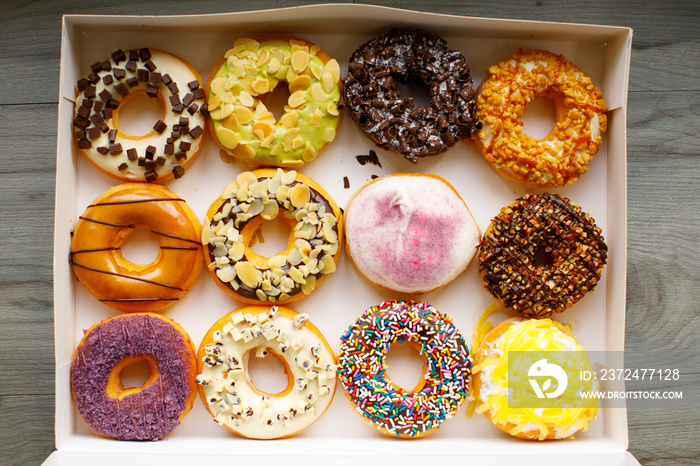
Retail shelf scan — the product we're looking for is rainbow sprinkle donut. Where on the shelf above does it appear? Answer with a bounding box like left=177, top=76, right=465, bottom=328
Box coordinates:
left=337, top=299, right=470, bottom=438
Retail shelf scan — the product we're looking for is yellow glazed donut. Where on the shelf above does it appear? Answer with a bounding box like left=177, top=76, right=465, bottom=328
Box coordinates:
left=471, top=316, right=599, bottom=440
left=195, top=305, right=337, bottom=439
left=202, top=168, right=342, bottom=304
left=70, top=183, right=203, bottom=312
left=474, top=49, right=607, bottom=187
left=205, top=35, right=343, bottom=167
left=73, top=48, right=207, bottom=182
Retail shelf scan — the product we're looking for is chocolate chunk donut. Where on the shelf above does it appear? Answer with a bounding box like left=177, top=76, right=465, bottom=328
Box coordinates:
left=344, top=29, right=478, bottom=163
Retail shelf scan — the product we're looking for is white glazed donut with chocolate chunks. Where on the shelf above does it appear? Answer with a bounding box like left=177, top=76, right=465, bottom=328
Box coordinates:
left=73, top=48, right=207, bottom=182
left=195, top=305, right=337, bottom=439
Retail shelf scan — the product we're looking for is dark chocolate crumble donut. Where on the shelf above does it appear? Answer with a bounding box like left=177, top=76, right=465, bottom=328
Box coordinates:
left=344, top=29, right=478, bottom=163
left=478, top=193, right=607, bottom=318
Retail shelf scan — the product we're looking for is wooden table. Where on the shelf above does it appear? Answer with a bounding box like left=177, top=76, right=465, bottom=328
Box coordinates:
left=1, top=1, right=698, bottom=464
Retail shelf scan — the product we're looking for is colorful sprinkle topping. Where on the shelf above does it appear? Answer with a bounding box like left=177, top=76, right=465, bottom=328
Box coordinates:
left=337, top=299, right=470, bottom=438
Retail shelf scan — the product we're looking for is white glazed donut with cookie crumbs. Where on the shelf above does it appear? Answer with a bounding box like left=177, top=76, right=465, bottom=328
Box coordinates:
left=73, top=48, right=207, bottom=182
left=195, top=305, right=337, bottom=439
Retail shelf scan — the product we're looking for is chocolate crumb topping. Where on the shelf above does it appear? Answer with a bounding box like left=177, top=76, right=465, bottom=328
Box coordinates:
left=344, top=30, right=477, bottom=163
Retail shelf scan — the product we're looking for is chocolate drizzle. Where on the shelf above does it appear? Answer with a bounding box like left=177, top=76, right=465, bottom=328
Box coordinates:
left=478, top=193, right=608, bottom=317
left=344, top=30, right=477, bottom=163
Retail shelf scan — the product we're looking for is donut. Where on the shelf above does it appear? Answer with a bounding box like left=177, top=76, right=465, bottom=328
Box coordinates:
left=202, top=168, right=342, bottom=304
left=344, top=29, right=478, bottom=163
left=70, top=313, right=198, bottom=441
left=337, top=299, right=470, bottom=438
left=478, top=193, right=607, bottom=317
left=474, top=48, right=608, bottom=187
left=195, top=305, right=337, bottom=439
left=344, top=173, right=480, bottom=294
left=73, top=48, right=207, bottom=182
left=205, top=35, right=343, bottom=168
left=471, top=317, right=599, bottom=440
left=70, top=183, right=203, bottom=313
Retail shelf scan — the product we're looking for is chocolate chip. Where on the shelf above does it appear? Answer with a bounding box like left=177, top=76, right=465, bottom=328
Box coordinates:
left=144, top=170, right=158, bottom=183
left=77, top=138, right=91, bottom=149
left=179, top=116, right=189, bottom=126
left=93, top=100, right=103, bottom=113
left=100, top=123, right=109, bottom=133
left=90, top=113, right=104, bottom=126
left=98, top=89, right=112, bottom=102
left=182, top=93, right=194, bottom=107
left=102, top=74, right=114, bottom=86
left=144, top=59, right=156, bottom=72
left=103, top=108, right=113, bottom=120
left=188, top=80, right=200, bottom=90
left=343, top=176, right=350, bottom=189
left=150, top=72, right=162, bottom=83
left=108, top=129, right=118, bottom=144
left=169, top=94, right=181, bottom=106
left=75, top=130, right=86, bottom=139
left=77, top=78, right=88, bottom=91
left=111, top=49, right=126, bottom=64
left=90, top=62, right=102, bottom=73
left=137, top=157, right=146, bottom=166
left=113, top=68, right=126, bottom=80
left=109, top=143, right=123, bottom=155
left=355, top=149, right=382, bottom=167
left=193, top=87, right=205, bottom=100
left=87, top=127, right=101, bottom=140
left=115, top=83, right=129, bottom=97
left=118, top=162, right=128, bottom=171
left=172, top=104, right=185, bottom=114
left=77, top=106, right=90, bottom=119
left=187, top=103, right=199, bottom=115
left=96, top=146, right=109, bottom=155
left=129, top=50, right=139, bottom=61
left=172, top=165, right=185, bottom=179
left=127, top=148, right=138, bottom=160
left=153, top=120, right=167, bottom=133
left=179, top=141, right=191, bottom=151
left=87, top=73, right=100, bottom=84
left=145, top=146, right=156, bottom=159
left=199, top=103, right=209, bottom=116
left=100, top=60, right=112, bottom=72
left=144, top=159, right=156, bottom=170
left=146, top=83, right=158, bottom=98
left=156, top=156, right=166, bottom=166
left=126, top=77, right=138, bottom=88
left=105, top=99, right=120, bottom=110
left=84, top=86, right=96, bottom=99
left=189, top=125, right=203, bottom=139
left=168, top=82, right=179, bottom=95
left=170, top=130, right=180, bottom=139
left=139, top=48, right=151, bottom=61
left=161, top=74, right=173, bottom=86
left=126, top=61, right=137, bottom=73
left=137, top=69, right=149, bottom=83
left=164, top=143, right=174, bottom=155
left=174, top=151, right=187, bottom=161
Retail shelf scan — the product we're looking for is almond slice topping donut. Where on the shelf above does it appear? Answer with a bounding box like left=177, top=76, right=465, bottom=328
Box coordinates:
left=474, top=49, right=608, bottom=187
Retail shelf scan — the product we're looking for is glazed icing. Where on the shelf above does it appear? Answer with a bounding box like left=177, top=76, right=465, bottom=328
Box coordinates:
left=344, top=174, right=479, bottom=294
left=208, top=37, right=342, bottom=167
left=196, top=306, right=337, bottom=439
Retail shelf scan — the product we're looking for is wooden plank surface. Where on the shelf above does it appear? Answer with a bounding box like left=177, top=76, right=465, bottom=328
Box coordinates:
left=1, top=0, right=698, bottom=464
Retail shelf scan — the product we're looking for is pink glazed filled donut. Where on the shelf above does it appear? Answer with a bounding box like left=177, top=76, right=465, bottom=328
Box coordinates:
left=343, top=173, right=480, bottom=294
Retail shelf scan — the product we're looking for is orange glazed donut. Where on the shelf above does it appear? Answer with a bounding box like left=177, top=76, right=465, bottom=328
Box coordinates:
left=202, top=168, right=342, bottom=304
left=71, top=313, right=198, bottom=440
left=474, top=49, right=607, bottom=187
left=73, top=48, right=207, bottom=183
left=70, top=183, right=203, bottom=312
left=195, top=305, right=337, bottom=439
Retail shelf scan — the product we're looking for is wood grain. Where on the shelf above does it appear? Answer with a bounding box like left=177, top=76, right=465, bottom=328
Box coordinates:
left=1, top=0, right=699, bottom=464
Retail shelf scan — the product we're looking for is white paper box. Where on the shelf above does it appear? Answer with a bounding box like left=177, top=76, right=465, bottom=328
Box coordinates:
left=51, top=4, right=634, bottom=464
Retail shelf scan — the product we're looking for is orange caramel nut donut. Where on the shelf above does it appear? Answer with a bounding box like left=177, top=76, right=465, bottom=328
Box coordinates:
left=205, top=35, right=343, bottom=168
left=71, top=313, right=198, bottom=441
left=70, top=183, right=203, bottom=312
left=478, top=193, right=607, bottom=318
left=195, top=305, right=337, bottom=439
left=474, top=49, right=608, bottom=187
left=73, top=48, right=207, bottom=183
left=202, top=168, right=342, bottom=304
left=471, top=317, right=599, bottom=440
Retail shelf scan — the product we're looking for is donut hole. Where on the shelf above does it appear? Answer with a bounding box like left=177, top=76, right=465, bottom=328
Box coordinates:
left=395, top=79, right=432, bottom=109
left=263, top=83, right=291, bottom=122
left=246, top=350, right=290, bottom=395
left=113, top=91, right=166, bottom=138
left=119, top=358, right=154, bottom=390
left=249, top=214, right=292, bottom=259
left=385, top=342, right=425, bottom=392
left=533, top=242, right=554, bottom=267
left=121, top=227, right=160, bottom=265
left=521, top=96, right=557, bottom=140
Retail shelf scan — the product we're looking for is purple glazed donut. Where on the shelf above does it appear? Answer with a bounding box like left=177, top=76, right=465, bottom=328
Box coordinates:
left=70, top=313, right=197, bottom=441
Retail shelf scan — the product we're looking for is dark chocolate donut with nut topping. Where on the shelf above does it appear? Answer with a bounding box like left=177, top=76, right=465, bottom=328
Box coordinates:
left=344, top=29, right=478, bottom=163
left=478, top=193, right=607, bottom=317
